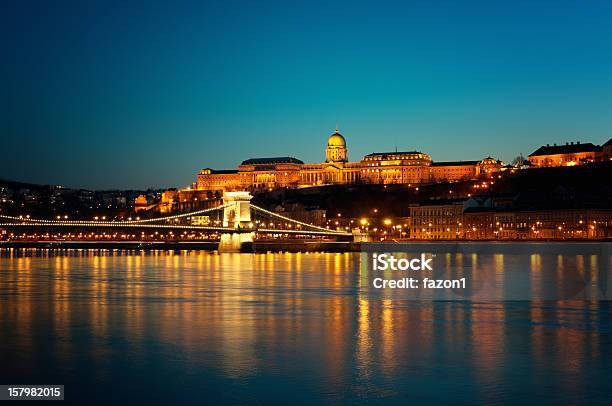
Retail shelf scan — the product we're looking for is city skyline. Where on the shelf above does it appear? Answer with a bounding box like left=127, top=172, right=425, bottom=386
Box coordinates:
left=2, top=127, right=609, bottom=191
left=3, top=0, right=612, bottom=189
left=1, top=2, right=611, bottom=405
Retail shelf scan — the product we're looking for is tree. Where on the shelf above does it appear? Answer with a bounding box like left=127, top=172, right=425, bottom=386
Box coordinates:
left=511, top=154, right=526, bottom=167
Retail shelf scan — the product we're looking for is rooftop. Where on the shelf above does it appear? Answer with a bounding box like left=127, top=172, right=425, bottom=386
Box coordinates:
left=431, top=160, right=479, bottom=166
left=241, top=157, right=304, bottom=165
left=363, top=151, right=426, bottom=158
left=201, top=168, right=239, bottom=174
left=210, top=169, right=238, bottom=174
left=529, top=142, right=601, bottom=157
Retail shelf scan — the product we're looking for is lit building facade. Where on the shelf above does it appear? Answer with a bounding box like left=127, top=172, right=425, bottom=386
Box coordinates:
left=406, top=200, right=611, bottom=240
left=159, top=188, right=221, bottom=214
left=528, top=141, right=606, bottom=167
left=603, top=138, right=612, bottom=161
left=463, top=208, right=611, bottom=239
left=194, top=130, right=503, bottom=193
left=409, top=200, right=465, bottom=239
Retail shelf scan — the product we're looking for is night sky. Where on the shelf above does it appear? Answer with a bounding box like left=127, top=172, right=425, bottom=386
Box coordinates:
left=2, top=0, right=612, bottom=189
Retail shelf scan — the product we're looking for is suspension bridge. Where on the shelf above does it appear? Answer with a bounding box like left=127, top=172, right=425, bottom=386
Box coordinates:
left=0, top=192, right=362, bottom=251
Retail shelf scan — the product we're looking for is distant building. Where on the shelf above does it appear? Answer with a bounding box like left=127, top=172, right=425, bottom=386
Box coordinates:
left=192, top=129, right=503, bottom=193
left=407, top=194, right=611, bottom=240
left=409, top=199, right=466, bottom=240
left=134, top=194, right=149, bottom=212
left=528, top=141, right=602, bottom=167
left=115, top=196, right=127, bottom=207
left=463, top=207, right=611, bottom=239
left=430, top=161, right=480, bottom=182
left=197, top=169, right=241, bottom=192
left=602, top=138, right=612, bottom=161
left=274, top=204, right=327, bottom=227
left=159, top=190, right=178, bottom=214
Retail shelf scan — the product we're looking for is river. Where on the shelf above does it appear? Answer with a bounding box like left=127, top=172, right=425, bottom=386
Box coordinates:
left=0, top=248, right=610, bottom=404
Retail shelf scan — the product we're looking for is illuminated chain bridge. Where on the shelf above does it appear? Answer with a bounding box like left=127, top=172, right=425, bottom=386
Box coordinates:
left=0, top=192, right=355, bottom=250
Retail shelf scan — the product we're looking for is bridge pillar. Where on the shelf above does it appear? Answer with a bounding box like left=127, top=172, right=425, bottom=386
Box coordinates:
left=219, top=191, right=255, bottom=252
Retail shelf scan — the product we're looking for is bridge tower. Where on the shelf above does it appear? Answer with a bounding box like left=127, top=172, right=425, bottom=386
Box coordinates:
left=219, top=191, right=255, bottom=252
left=222, top=191, right=253, bottom=228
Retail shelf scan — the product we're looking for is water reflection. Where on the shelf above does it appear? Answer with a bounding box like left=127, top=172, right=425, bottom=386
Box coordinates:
left=0, top=249, right=610, bottom=404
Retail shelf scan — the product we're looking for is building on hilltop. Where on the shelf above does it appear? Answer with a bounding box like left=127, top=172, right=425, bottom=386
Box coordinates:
left=192, top=129, right=504, bottom=193
left=528, top=140, right=607, bottom=167
left=602, top=138, right=612, bottom=161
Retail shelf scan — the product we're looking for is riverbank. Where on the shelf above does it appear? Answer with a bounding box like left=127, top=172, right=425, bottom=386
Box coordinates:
left=0, top=241, right=220, bottom=250
left=0, top=240, right=363, bottom=252
left=1, top=240, right=610, bottom=253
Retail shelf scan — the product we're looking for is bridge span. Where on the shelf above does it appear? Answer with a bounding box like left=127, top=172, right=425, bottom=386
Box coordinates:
left=0, top=192, right=365, bottom=251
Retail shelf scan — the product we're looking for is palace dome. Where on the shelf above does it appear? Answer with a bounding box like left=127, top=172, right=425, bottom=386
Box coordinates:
left=327, top=130, right=346, bottom=147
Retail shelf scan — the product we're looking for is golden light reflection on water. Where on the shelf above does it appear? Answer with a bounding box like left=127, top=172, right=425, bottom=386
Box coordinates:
left=0, top=249, right=609, bottom=402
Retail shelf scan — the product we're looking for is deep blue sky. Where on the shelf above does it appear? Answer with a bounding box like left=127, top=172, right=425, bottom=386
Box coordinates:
left=2, top=0, right=612, bottom=189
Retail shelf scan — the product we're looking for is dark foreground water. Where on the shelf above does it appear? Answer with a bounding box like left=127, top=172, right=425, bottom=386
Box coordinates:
left=0, top=248, right=611, bottom=405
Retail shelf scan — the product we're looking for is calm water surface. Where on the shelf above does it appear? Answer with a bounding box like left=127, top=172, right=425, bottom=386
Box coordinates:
left=0, top=249, right=611, bottom=405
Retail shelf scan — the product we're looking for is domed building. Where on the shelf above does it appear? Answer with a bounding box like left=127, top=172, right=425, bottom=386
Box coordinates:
left=189, top=128, right=504, bottom=194
left=326, top=129, right=348, bottom=163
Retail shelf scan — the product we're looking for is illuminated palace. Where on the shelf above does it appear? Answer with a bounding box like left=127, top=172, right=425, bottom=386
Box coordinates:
left=193, top=129, right=503, bottom=193
left=528, top=138, right=612, bottom=167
